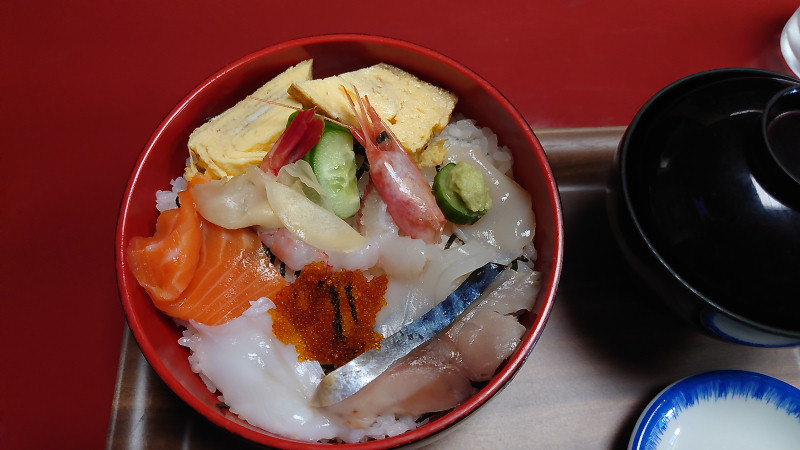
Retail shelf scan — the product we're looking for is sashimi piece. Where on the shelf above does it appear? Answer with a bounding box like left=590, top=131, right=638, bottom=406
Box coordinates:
left=260, top=108, right=324, bottom=175
left=179, top=298, right=347, bottom=442
left=443, top=121, right=536, bottom=264
left=257, top=227, right=326, bottom=272
left=446, top=308, right=526, bottom=381
left=127, top=179, right=287, bottom=326
left=158, top=218, right=288, bottom=325
left=324, top=267, right=540, bottom=425
left=446, top=266, right=540, bottom=381
left=323, top=336, right=475, bottom=427
left=127, top=188, right=202, bottom=302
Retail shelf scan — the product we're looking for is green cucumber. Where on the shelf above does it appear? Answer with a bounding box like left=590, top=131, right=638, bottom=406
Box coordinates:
left=302, top=121, right=360, bottom=219
left=433, top=162, right=492, bottom=225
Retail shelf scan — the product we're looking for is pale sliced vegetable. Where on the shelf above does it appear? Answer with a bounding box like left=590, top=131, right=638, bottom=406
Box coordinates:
left=264, top=178, right=367, bottom=253
left=193, top=166, right=281, bottom=229
left=276, top=159, right=332, bottom=211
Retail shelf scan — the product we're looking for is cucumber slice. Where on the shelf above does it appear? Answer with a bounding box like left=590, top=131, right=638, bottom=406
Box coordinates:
left=303, top=122, right=360, bottom=219
left=433, top=162, right=491, bottom=225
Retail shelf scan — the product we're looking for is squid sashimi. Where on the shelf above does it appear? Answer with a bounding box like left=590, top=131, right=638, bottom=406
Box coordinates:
left=443, top=121, right=536, bottom=265
left=180, top=298, right=347, bottom=442
left=127, top=183, right=287, bottom=325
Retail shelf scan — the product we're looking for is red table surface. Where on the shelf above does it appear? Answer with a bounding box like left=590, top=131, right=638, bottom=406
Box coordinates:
left=1, top=1, right=798, bottom=449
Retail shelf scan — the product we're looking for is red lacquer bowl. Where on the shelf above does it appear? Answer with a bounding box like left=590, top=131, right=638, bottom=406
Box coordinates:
left=116, top=34, right=563, bottom=449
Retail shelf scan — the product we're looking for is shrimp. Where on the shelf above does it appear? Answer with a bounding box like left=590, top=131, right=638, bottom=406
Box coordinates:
left=257, top=226, right=379, bottom=272
left=260, top=107, right=324, bottom=175
left=257, top=227, right=326, bottom=273
left=343, top=87, right=445, bottom=244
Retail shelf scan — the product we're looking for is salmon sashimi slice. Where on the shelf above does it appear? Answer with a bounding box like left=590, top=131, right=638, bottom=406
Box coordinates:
left=127, top=181, right=287, bottom=326
left=158, top=219, right=288, bottom=325
left=127, top=189, right=202, bottom=303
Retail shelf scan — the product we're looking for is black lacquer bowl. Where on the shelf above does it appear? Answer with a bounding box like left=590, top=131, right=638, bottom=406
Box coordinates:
left=608, top=68, right=800, bottom=346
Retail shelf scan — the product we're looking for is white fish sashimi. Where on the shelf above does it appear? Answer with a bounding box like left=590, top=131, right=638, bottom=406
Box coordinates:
left=325, top=241, right=380, bottom=271
left=179, top=299, right=346, bottom=442
left=422, top=239, right=499, bottom=302
left=257, top=227, right=326, bottom=272
left=372, top=236, right=428, bottom=279
left=359, top=187, right=399, bottom=238
left=441, top=120, right=536, bottom=264
left=361, top=186, right=503, bottom=336
left=257, top=226, right=379, bottom=273
left=448, top=308, right=526, bottom=381
left=376, top=279, right=427, bottom=338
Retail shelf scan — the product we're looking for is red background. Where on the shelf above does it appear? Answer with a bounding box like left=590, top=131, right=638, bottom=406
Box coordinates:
left=1, top=1, right=798, bottom=448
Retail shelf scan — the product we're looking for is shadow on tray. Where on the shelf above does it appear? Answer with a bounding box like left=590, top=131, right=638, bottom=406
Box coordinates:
left=555, top=186, right=699, bottom=370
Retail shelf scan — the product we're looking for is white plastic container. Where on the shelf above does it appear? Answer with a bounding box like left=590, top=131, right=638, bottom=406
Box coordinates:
left=780, top=6, right=800, bottom=77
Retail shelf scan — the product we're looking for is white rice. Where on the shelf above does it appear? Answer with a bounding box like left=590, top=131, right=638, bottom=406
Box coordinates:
left=430, top=117, right=515, bottom=175
left=155, top=176, right=188, bottom=212
left=336, top=414, right=423, bottom=444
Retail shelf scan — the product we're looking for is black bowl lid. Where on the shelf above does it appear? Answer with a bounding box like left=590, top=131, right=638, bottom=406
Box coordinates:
left=620, top=68, right=800, bottom=333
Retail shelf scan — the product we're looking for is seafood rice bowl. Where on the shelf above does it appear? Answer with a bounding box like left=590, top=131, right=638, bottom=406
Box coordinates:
left=116, top=34, right=563, bottom=449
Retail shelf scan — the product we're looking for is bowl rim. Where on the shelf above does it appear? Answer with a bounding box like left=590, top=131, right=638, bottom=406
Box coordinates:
left=617, top=67, right=800, bottom=339
left=115, top=33, right=564, bottom=448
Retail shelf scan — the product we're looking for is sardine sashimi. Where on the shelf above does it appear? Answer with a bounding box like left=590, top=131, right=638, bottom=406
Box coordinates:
left=325, top=267, right=540, bottom=424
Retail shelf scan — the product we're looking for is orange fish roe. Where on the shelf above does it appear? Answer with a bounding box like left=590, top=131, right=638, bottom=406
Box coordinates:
left=269, top=261, right=388, bottom=368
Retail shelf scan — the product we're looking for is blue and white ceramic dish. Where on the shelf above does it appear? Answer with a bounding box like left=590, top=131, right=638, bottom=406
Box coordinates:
left=629, top=370, right=800, bottom=450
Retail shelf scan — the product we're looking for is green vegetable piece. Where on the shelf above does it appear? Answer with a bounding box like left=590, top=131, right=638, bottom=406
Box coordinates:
left=433, top=162, right=492, bottom=225
left=302, top=121, right=360, bottom=219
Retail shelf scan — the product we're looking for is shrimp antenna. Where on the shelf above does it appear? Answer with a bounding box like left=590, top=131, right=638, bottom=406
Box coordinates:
left=246, top=96, right=351, bottom=129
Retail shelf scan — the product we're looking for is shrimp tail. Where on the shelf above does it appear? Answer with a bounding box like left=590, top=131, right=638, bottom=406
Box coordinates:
left=260, top=108, right=324, bottom=175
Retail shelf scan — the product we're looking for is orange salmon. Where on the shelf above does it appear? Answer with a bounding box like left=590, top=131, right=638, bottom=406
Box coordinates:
left=127, top=189, right=202, bottom=303
left=127, top=181, right=287, bottom=325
